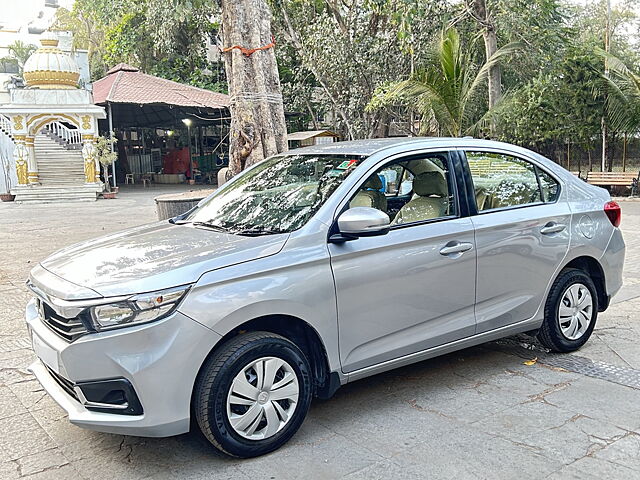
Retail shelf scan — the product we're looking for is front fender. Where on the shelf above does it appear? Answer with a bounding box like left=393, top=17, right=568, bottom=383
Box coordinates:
left=178, top=240, right=340, bottom=373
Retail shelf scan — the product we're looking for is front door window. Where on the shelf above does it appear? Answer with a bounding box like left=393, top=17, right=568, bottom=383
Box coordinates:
left=348, top=154, right=456, bottom=225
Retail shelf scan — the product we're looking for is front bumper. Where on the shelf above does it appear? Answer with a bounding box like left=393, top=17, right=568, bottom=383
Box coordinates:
left=26, top=299, right=221, bottom=437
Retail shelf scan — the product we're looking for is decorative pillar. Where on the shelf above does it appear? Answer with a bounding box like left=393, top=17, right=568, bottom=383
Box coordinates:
left=25, top=136, right=39, bottom=184
left=81, top=135, right=98, bottom=184
left=13, top=136, right=29, bottom=186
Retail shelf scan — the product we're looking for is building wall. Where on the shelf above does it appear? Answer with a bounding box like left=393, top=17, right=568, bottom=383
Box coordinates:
left=0, top=131, right=16, bottom=194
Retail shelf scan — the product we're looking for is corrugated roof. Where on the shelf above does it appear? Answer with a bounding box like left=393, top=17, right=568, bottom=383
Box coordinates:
left=92, top=63, right=229, bottom=109
left=287, top=130, right=339, bottom=141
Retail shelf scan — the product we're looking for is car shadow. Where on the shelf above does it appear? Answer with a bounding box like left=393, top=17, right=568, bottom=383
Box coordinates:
left=98, top=334, right=544, bottom=468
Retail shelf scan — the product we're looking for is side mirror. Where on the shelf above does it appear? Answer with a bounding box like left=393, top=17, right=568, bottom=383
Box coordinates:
left=330, top=207, right=390, bottom=243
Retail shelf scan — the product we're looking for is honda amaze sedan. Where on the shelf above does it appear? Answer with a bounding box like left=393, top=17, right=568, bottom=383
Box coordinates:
left=25, top=138, right=624, bottom=457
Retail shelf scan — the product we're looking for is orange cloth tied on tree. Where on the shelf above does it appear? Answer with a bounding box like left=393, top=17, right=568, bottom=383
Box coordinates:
left=221, top=36, right=276, bottom=57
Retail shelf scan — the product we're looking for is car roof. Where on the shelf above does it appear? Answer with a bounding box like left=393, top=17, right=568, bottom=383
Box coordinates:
left=285, top=137, right=571, bottom=181
left=287, top=137, right=531, bottom=157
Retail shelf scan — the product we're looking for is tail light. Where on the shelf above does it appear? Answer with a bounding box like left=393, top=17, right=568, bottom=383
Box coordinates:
left=604, top=201, right=621, bottom=227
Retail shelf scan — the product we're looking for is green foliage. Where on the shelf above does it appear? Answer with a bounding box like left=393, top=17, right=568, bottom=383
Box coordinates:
left=54, top=0, right=224, bottom=91
left=0, top=41, right=37, bottom=75
left=599, top=52, right=640, bottom=135
left=95, top=134, right=118, bottom=167
left=369, top=28, right=521, bottom=136
left=7, top=41, right=37, bottom=71
left=271, top=0, right=450, bottom=138
left=487, top=44, right=604, bottom=151
left=53, top=0, right=640, bottom=167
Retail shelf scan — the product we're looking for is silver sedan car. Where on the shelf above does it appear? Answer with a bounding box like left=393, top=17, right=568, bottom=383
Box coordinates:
left=25, top=138, right=624, bottom=457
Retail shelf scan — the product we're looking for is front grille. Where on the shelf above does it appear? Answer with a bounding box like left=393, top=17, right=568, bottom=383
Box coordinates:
left=45, top=365, right=80, bottom=402
left=41, top=302, right=89, bottom=342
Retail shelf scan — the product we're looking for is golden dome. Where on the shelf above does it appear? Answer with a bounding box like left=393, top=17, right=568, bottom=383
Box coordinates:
left=23, top=33, right=80, bottom=89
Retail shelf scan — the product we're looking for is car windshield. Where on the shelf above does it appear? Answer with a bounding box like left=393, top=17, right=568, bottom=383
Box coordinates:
left=184, top=154, right=366, bottom=234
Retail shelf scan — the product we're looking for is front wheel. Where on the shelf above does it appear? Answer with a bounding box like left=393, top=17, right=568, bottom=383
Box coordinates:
left=537, top=269, right=598, bottom=352
left=194, top=332, right=312, bottom=458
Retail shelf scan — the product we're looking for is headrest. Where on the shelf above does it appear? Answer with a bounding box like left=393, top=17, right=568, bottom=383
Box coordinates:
left=364, top=175, right=382, bottom=190
left=413, top=171, right=448, bottom=197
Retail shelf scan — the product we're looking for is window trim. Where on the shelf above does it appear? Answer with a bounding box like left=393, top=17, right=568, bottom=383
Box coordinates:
left=388, top=213, right=459, bottom=232
left=461, top=148, right=561, bottom=216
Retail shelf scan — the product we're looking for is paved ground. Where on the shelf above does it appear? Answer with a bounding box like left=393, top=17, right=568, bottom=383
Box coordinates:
left=0, top=187, right=639, bottom=479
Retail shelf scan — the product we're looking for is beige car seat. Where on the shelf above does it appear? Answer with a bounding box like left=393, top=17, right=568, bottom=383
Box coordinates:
left=350, top=175, right=387, bottom=212
left=392, top=171, right=449, bottom=224
left=475, top=185, right=490, bottom=211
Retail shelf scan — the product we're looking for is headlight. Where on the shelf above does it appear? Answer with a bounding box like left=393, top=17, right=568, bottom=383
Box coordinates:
left=89, top=286, right=190, bottom=331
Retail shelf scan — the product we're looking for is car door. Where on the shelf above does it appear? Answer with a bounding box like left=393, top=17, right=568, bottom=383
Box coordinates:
left=328, top=151, right=477, bottom=373
left=463, top=150, right=571, bottom=333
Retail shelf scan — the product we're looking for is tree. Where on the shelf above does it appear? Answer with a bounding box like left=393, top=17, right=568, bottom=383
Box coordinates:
left=600, top=53, right=640, bottom=138
left=7, top=41, right=37, bottom=74
left=368, top=28, right=520, bottom=136
left=54, top=0, right=224, bottom=90
left=220, top=0, right=288, bottom=175
left=467, top=0, right=501, bottom=109
left=94, top=134, right=118, bottom=191
left=52, top=0, right=124, bottom=80
left=272, top=0, right=448, bottom=139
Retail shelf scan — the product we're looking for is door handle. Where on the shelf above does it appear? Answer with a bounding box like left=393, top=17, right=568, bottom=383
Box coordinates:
left=439, top=242, right=473, bottom=256
left=540, top=222, right=566, bottom=235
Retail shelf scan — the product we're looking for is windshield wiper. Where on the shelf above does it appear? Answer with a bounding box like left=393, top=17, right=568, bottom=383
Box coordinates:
left=234, top=227, right=285, bottom=236
left=174, top=220, right=233, bottom=233
left=192, top=221, right=234, bottom=233
left=175, top=220, right=282, bottom=236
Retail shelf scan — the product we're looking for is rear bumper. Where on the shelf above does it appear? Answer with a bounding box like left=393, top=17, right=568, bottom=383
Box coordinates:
left=600, top=228, right=625, bottom=302
left=26, top=299, right=221, bottom=437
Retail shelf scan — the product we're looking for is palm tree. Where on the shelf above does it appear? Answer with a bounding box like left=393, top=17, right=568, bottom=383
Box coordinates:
left=7, top=41, right=37, bottom=74
left=597, top=52, right=640, bottom=135
left=369, top=28, right=520, bottom=137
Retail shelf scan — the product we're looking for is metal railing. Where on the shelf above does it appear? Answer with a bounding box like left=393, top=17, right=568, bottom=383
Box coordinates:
left=0, top=114, right=11, bottom=135
left=45, top=121, right=82, bottom=146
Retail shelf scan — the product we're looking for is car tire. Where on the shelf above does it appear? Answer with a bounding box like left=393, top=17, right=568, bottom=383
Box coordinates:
left=194, top=331, right=313, bottom=458
left=537, top=268, right=599, bottom=352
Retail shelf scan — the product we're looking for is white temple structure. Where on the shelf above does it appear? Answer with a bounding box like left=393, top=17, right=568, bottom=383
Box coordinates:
left=0, top=32, right=106, bottom=202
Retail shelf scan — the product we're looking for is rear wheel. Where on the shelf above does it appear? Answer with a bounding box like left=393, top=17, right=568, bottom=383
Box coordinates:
left=194, top=332, right=312, bottom=458
left=537, top=269, right=598, bottom=352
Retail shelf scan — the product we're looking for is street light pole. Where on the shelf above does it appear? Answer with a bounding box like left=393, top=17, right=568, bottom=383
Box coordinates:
left=601, top=0, right=611, bottom=173
left=108, top=102, right=117, bottom=188
left=182, top=118, right=193, bottom=182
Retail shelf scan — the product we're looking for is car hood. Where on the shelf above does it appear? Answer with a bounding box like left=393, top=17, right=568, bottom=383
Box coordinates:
left=39, top=222, right=288, bottom=298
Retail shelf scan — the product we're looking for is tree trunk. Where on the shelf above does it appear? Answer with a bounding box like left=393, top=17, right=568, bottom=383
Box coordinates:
left=472, top=0, right=501, bottom=109
left=607, top=132, right=616, bottom=172
left=101, top=163, right=111, bottom=192
left=622, top=133, right=627, bottom=172
left=221, top=0, right=288, bottom=176
left=483, top=28, right=500, bottom=109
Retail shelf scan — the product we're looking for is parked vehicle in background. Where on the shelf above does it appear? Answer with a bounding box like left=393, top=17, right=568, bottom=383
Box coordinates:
left=25, top=138, right=625, bottom=457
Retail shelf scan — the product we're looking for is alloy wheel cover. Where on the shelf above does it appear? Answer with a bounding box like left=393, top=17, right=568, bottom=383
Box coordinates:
left=558, top=283, right=593, bottom=341
left=226, top=356, right=300, bottom=440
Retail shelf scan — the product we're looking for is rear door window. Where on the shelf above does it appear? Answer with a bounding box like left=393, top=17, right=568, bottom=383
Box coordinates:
left=466, top=152, right=551, bottom=211
left=537, top=168, right=560, bottom=203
